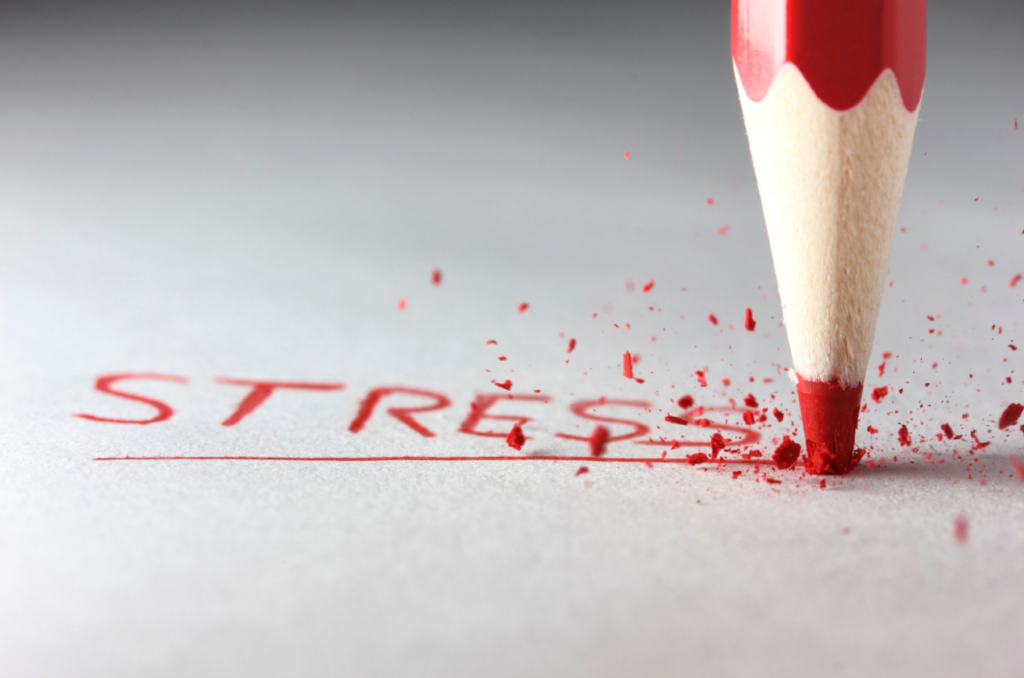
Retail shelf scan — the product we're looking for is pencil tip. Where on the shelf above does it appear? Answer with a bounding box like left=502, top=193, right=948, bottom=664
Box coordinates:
left=796, top=378, right=864, bottom=475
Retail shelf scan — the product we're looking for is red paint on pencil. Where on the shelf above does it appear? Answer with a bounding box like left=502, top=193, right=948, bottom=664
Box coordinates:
left=732, top=0, right=927, bottom=111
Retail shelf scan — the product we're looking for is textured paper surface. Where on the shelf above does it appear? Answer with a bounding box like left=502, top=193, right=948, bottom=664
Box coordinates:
left=1, top=3, right=1022, bottom=677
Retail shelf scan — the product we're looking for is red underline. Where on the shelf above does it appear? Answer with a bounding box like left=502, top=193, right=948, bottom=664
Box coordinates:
left=92, top=454, right=766, bottom=465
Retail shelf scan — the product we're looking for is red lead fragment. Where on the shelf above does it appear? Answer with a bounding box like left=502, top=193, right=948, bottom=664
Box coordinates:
left=431, top=269, right=442, bottom=286
left=772, top=436, right=801, bottom=470
left=772, top=408, right=784, bottom=422
left=622, top=352, right=634, bottom=379
left=998, top=403, right=1023, bottom=429
left=695, top=370, right=707, bottom=387
left=941, top=423, right=954, bottom=439
left=517, top=303, right=529, bottom=313
left=685, top=452, right=709, bottom=465
left=898, top=425, right=911, bottom=447
left=743, top=308, right=756, bottom=331
left=567, top=338, right=576, bottom=354
left=678, top=395, right=694, bottom=409
left=871, top=386, right=889, bottom=404
left=576, top=466, right=589, bottom=476
left=505, top=424, right=526, bottom=451
left=588, top=425, right=610, bottom=457
left=493, top=380, right=512, bottom=391
left=710, top=432, right=725, bottom=458
left=707, top=313, right=718, bottom=326
left=397, top=298, right=407, bottom=311
left=744, top=394, right=758, bottom=408
left=642, top=279, right=654, bottom=293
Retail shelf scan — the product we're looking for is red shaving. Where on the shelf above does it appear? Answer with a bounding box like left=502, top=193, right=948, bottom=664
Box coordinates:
left=588, top=425, right=610, bottom=457
left=898, top=425, right=911, bottom=447
left=431, top=269, right=442, bottom=286
left=678, top=395, right=694, bottom=409
left=397, top=298, right=407, bottom=311
left=685, top=452, right=709, bottom=465
left=576, top=466, right=589, bottom=476
left=567, top=338, right=576, bottom=354
left=871, top=386, right=889, bottom=404
left=642, top=279, right=654, bottom=293
left=998, top=403, right=1023, bottom=429
left=622, top=352, right=633, bottom=379
left=940, top=423, right=954, bottom=439
left=954, top=515, right=969, bottom=544
left=710, top=432, right=725, bottom=458
left=505, top=423, right=525, bottom=451
left=744, top=394, right=758, bottom=408
left=695, top=370, right=707, bottom=387
left=772, top=408, right=784, bottom=422
left=1011, top=274, right=1022, bottom=288
left=494, top=380, right=512, bottom=391
left=1011, top=457, right=1024, bottom=481
left=517, top=302, right=529, bottom=313
left=707, top=313, right=718, bottom=325
left=743, top=308, right=756, bottom=331
left=772, top=436, right=801, bottom=470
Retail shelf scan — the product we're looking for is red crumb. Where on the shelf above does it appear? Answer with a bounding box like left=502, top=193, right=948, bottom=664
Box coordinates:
left=505, top=423, right=525, bottom=451
left=706, top=198, right=714, bottom=206
left=494, top=380, right=512, bottom=391
left=431, top=269, right=442, bottom=286
left=397, top=298, right=407, bottom=311
left=717, top=224, right=730, bottom=236
left=678, top=395, right=694, bottom=409
left=898, top=424, right=911, bottom=447
left=710, top=432, right=725, bottom=458
left=622, top=352, right=634, bottom=379
left=685, top=452, right=709, bottom=465
left=954, top=515, right=969, bottom=544
left=1011, top=274, right=1022, bottom=288
left=871, top=386, right=889, bottom=404
left=707, top=313, right=718, bottom=325
left=624, top=151, right=630, bottom=160
left=567, top=338, right=576, bottom=354
left=588, top=425, right=610, bottom=457
left=576, top=466, right=589, bottom=476
left=1011, top=457, right=1024, bottom=481
left=744, top=394, right=758, bottom=408
left=695, top=370, right=707, bottom=387
left=819, top=479, right=827, bottom=490
left=998, top=403, right=1023, bottom=429
left=941, top=423, right=954, bottom=439
left=772, top=408, right=784, bottom=422
left=486, top=340, right=498, bottom=345
left=772, top=435, right=801, bottom=470
left=517, top=302, right=529, bottom=313
left=642, top=279, right=655, bottom=293
left=743, top=308, right=756, bottom=331
left=743, top=411, right=756, bottom=425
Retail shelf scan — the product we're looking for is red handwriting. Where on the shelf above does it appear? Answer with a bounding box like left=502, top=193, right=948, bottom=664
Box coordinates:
left=215, top=378, right=345, bottom=426
left=459, top=394, right=552, bottom=439
left=75, top=373, right=188, bottom=425
left=76, top=374, right=763, bottom=455
left=348, top=387, right=451, bottom=437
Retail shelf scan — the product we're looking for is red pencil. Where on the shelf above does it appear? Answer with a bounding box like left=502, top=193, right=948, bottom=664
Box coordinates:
left=732, top=0, right=927, bottom=474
